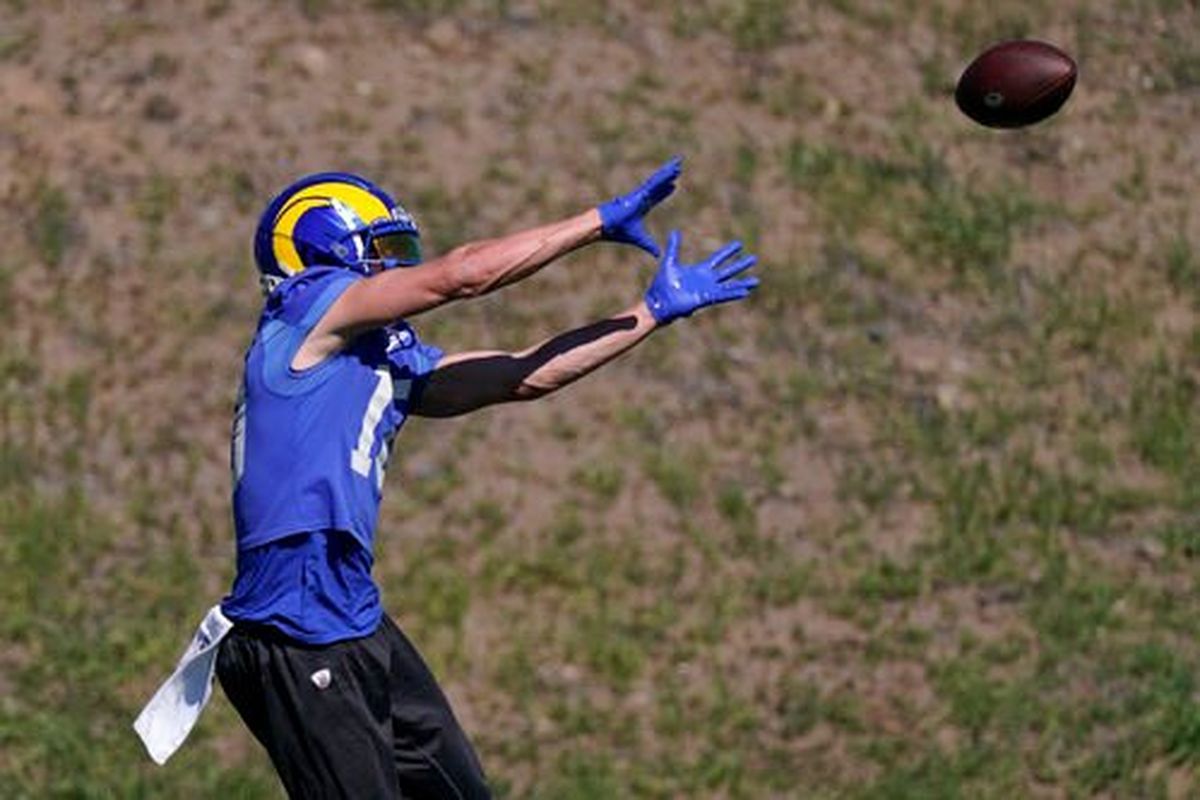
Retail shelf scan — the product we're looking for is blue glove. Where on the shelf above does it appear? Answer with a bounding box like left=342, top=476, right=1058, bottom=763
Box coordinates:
left=644, top=230, right=760, bottom=325
left=598, top=156, right=682, bottom=257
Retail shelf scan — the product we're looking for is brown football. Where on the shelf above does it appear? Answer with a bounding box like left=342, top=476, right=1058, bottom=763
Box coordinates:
left=955, top=40, right=1077, bottom=129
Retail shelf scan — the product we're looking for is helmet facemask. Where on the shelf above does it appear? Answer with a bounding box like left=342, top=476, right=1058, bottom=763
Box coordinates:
left=365, top=222, right=422, bottom=271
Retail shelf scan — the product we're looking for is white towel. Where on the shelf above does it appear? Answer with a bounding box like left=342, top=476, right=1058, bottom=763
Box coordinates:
left=133, top=604, right=234, bottom=765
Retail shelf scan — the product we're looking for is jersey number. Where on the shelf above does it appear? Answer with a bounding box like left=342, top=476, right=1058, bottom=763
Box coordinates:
left=231, top=371, right=411, bottom=488
left=351, top=369, right=394, bottom=478
left=232, top=385, right=247, bottom=483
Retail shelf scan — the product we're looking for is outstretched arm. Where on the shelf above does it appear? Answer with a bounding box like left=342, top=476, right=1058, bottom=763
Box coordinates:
left=295, top=159, right=682, bottom=369
left=413, top=230, right=760, bottom=417
left=316, top=209, right=603, bottom=341
left=412, top=302, right=657, bottom=417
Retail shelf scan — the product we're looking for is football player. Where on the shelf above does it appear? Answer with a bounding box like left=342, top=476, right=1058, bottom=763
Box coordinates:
left=216, top=159, right=758, bottom=798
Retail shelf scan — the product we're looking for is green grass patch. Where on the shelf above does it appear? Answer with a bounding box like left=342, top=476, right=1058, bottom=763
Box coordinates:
left=0, top=490, right=274, bottom=795
left=784, top=135, right=1046, bottom=288
left=643, top=449, right=703, bottom=509
left=30, top=182, right=73, bottom=267
left=1131, top=354, right=1199, bottom=506
left=670, top=0, right=795, bottom=50
left=1161, top=232, right=1198, bottom=302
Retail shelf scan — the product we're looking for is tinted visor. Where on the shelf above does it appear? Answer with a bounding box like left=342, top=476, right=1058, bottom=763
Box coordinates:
left=372, top=230, right=422, bottom=266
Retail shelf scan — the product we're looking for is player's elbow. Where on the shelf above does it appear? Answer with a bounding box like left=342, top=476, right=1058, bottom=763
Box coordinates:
left=513, top=378, right=555, bottom=401
left=443, top=243, right=493, bottom=299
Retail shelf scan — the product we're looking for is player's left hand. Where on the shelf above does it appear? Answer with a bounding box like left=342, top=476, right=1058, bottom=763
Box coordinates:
left=643, top=230, right=759, bottom=325
left=598, top=156, right=682, bottom=257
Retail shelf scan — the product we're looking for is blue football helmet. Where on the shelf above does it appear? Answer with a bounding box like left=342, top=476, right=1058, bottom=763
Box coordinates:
left=253, top=171, right=421, bottom=294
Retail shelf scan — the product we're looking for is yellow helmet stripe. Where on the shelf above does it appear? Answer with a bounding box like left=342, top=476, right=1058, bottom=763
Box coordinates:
left=271, top=181, right=392, bottom=275
left=272, top=197, right=327, bottom=275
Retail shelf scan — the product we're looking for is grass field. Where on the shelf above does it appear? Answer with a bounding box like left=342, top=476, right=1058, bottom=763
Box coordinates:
left=1, top=1, right=1198, bottom=797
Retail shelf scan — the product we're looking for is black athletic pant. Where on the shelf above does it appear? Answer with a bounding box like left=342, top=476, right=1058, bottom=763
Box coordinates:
left=216, top=615, right=491, bottom=799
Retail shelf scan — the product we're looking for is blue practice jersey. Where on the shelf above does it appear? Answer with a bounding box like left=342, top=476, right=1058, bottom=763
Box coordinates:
left=221, top=530, right=380, bottom=643
left=231, top=266, right=443, bottom=554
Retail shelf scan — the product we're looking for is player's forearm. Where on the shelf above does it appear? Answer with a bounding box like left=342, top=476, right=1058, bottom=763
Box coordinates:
left=513, top=301, right=657, bottom=399
left=444, top=209, right=602, bottom=298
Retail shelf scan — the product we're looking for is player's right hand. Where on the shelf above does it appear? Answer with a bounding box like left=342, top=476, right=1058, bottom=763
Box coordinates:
left=643, top=230, right=759, bottom=325
left=598, top=156, right=682, bottom=257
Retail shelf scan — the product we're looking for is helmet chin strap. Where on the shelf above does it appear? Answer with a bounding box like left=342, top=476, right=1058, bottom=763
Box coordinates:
left=259, top=274, right=285, bottom=296
left=361, top=256, right=407, bottom=271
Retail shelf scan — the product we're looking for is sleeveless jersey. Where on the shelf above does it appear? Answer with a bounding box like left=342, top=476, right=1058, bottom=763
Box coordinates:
left=231, top=266, right=443, bottom=555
